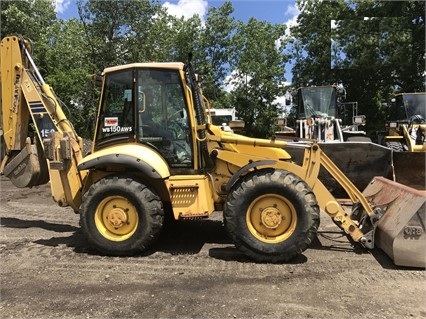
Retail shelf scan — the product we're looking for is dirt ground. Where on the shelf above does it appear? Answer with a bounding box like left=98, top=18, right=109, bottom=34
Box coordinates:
left=0, top=176, right=425, bottom=319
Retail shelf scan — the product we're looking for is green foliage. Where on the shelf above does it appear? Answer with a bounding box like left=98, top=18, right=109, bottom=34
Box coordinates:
left=229, top=19, right=287, bottom=137
left=42, top=19, right=97, bottom=138
left=76, top=0, right=160, bottom=68
left=0, top=0, right=56, bottom=40
left=290, top=0, right=425, bottom=138
left=199, top=2, right=236, bottom=101
left=291, top=0, right=348, bottom=87
left=1, top=0, right=57, bottom=74
left=1, top=0, right=424, bottom=141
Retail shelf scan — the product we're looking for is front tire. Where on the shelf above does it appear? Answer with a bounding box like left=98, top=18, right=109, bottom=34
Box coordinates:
left=224, top=169, right=320, bottom=262
left=80, top=176, right=164, bottom=256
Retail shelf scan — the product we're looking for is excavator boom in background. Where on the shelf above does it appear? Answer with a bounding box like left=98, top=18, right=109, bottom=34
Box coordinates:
left=1, top=35, right=425, bottom=268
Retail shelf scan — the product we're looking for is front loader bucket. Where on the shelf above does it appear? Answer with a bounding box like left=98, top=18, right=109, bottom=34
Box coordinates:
left=363, top=177, right=426, bottom=268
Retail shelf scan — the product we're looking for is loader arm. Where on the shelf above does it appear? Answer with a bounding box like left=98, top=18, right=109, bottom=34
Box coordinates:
left=214, top=131, right=425, bottom=266
left=316, top=149, right=379, bottom=247
left=1, top=35, right=86, bottom=211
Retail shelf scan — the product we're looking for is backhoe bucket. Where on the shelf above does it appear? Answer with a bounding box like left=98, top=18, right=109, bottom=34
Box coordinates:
left=362, top=177, right=426, bottom=268
left=1, top=138, right=49, bottom=188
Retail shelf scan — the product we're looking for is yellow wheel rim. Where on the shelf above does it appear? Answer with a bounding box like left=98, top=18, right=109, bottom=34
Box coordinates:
left=246, top=194, right=297, bottom=243
left=94, top=196, right=139, bottom=241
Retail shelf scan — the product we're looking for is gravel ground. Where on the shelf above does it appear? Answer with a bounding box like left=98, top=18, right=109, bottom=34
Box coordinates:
left=1, top=176, right=425, bottom=319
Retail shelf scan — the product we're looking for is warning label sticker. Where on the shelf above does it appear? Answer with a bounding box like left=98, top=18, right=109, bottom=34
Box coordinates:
left=104, top=117, right=119, bottom=126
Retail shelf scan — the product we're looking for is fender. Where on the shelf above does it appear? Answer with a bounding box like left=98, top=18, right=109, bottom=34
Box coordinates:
left=225, top=159, right=276, bottom=192
left=78, top=144, right=170, bottom=179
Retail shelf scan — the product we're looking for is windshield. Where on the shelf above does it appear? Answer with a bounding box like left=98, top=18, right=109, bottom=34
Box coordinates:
left=401, top=93, right=426, bottom=119
left=298, top=87, right=337, bottom=118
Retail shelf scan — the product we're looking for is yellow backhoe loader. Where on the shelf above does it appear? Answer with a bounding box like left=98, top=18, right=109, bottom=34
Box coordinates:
left=1, top=35, right=425, bottom=267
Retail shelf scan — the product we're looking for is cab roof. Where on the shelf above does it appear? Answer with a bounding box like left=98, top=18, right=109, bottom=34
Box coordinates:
left=103, top=62, right=185, bottom=74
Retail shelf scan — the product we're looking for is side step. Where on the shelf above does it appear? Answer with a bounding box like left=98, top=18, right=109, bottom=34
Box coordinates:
left=363, top=177, right=426, bottom=268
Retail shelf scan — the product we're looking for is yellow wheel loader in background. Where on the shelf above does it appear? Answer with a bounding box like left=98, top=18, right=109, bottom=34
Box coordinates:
left=275, top=85, right=369, bottom=143
left=380, top=92, right=426, bottom=152
left=1, top=35, right=425, bottom=267
left=377, top=92, right=426, bottom=190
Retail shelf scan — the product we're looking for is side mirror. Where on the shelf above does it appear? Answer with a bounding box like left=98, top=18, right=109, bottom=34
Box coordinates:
left=92, top=74, right=103, bottom=88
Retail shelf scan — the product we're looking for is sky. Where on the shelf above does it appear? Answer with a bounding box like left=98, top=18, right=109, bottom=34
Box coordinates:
left=54, top=0, right=299, bottom=106
left=55, top=0, right=299, bottom=26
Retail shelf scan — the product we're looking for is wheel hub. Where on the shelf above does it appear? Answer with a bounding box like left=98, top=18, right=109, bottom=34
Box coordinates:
left=260, top=207, right=282, bottom=229
left=106, top=208, right=128, bottom=228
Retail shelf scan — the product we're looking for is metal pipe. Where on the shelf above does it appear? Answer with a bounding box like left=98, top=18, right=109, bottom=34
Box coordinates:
left=22, top=44, right=46, bottom=86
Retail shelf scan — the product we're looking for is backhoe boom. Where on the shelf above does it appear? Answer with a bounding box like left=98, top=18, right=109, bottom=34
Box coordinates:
left=0, top=35, right=86, bottom=211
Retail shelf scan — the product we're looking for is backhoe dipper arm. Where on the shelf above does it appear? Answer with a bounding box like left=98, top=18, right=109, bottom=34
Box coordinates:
left=1, top=35, right=86, bottom=211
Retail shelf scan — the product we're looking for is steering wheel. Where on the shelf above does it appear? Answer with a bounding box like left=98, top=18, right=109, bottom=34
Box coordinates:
left=167, top=109, right=188, bottom=139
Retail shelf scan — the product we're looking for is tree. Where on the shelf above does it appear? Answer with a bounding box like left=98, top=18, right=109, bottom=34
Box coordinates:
left=77, top=0, right=162, bottom=68
left=42, top=19, right=97, bottom=138
left=0, top=0, right=56, bottom=40
left=198, top=2, right=237, bottom=107
left=289, top=0, right=425, bottom=138
left=290, top=0, right=350, bottom=87
left=334, top=0, right=425, bottom=134
left=229, top=18, right=287, bottom=138
left=0, top=0, right=57, bottom=74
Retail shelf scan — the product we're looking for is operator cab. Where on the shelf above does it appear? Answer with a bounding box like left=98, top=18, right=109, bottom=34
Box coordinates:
left=94, top=64, right=193, bottom=168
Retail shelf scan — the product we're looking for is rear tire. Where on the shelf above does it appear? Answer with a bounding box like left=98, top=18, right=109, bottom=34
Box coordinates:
left=224, top=169, right=320, bottom=262
left=80, top=176, right=164, bottom=256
